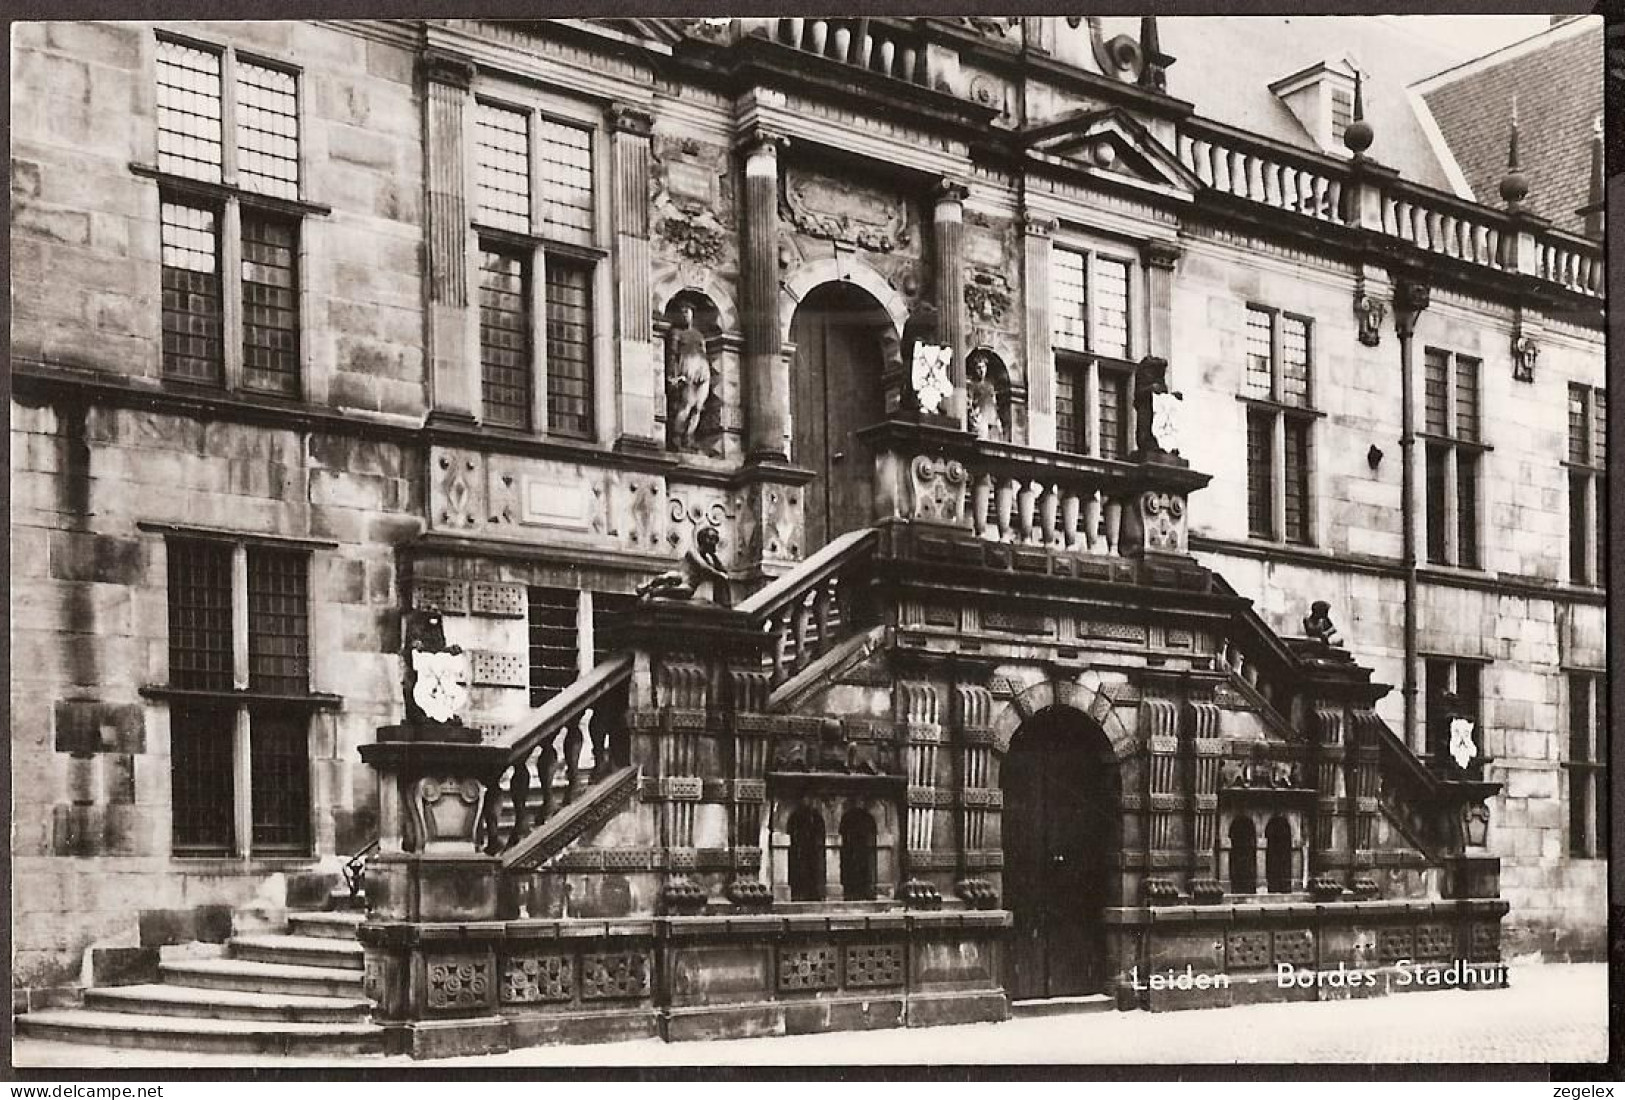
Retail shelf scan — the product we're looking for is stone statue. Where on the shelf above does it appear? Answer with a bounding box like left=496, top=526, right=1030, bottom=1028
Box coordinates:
left=1302, top=600, right=1342, bottom=648
left=665, top=303, right=711, bottom=450
left=1133, top=357, right=1182, bottom=456
left=966, top=352, right=1005, bottom=442
left=635, top=525, right=731, bottom=605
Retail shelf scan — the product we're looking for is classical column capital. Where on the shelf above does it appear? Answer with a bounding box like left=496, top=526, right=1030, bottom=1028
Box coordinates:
left=737, top=128, right=790, bottom=162
left=1142, top=238, right=1182, bottom=269
left=933, top=177, right=970, bottom=207
left=606, top=102, right=655, bottom=137
left=1021, top=213, right=1057, bottom=238
left=418, top=48, right=475, bottom=90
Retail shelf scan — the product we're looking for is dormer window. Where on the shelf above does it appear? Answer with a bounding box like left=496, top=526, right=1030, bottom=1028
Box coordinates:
left=1270, top=58, right=1359, bottom=154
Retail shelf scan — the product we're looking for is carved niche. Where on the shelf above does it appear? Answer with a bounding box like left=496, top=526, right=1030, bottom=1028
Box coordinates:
left=782, top=168, right=913, bottom=254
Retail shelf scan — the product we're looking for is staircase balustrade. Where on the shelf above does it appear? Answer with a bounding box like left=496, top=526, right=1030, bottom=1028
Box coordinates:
left=736, top=527, right=879, bottom=687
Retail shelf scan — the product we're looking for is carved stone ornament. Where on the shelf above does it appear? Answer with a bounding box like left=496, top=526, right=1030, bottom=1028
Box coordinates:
left=782, top=169, right=912, bottom=253
left=411, top=650, right=470, bottom=724
left=665, top=304, right=713, bottom=450
left=1150, top=390, right=1183, bottom=453
left=1511, top=334, right=1539, bottom=383
left=1355, top=293, right=1386, bottom=348
left=965, top=349, right=1008, bottom=442
left=909, top=454, right=969, bottom=524
left=1139, top=491, right=1185, bottom=552
left=1302, top=600, right=1342, bottom=648
left=964, top=272, right=1012, bottom=325
left=911, top=343, right=954, bottom=415
left=1449, top=717, right=1477, bottom=771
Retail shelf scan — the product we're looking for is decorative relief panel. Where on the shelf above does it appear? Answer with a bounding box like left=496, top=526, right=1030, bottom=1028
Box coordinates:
left=432, top=450, right=484, bottom=530
left=426, top=956, right=491, bottom=1012
left=1226, top=931, right=1270, bottom=970
left=1272, top=929, right=1315, bottom=968
left=652, top=134, right=737, bottom=286
left=1083, top=620, right=1148, bottom=644
left=907, top=456, right=969, bottom=525
left=1413, top=924, right=1453, bottom=960
left=845, top=944, right=905, bottom=988
left=471, top=582, right=524, bottom=618
left=413, top=579, right=469, bottom=615
left=1377, top=928, right=1414, bottom=964
left=782, top=168, right=912, bottom=253
left=1468, top=922, right=1500, bottom=961
left=778, top=945, right=840, bottom=992
left=983, top=608, right=1051, bottom=635
left=470, top=650, right=526, bottom=688
left=580, top=952, right=652, bottom=1000
left=501, top=954, right=574, bottom=1004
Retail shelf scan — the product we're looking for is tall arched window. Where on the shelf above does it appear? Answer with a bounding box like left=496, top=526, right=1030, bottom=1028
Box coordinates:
left=839, top=807, right=878, bottom=900
left=788, top=806, right=825, bottom=901
left=1265, top=816, right=1294, bottom=893
left=1229, top=816, right=1258, bottom=895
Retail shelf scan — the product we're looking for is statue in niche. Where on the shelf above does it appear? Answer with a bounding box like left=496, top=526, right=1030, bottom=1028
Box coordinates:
left=665, top=302, right=712, bottom=450
left=965, top=349, right=1007, bottom=442
left=1302, top=600, right=1342, bottom=648
left=636, top=525, right=731, bottom=606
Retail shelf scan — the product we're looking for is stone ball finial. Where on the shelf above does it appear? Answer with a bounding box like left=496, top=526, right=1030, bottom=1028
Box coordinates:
left=1344, top=68, right=1373, bottom=155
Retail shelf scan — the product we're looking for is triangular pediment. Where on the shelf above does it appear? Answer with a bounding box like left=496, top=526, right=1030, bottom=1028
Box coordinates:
left=1024, top=107, right=1201, bottom=201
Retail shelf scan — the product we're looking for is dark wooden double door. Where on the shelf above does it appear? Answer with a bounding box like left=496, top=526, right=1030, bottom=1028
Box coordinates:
left=1001, top=713, right=1115, bottom=1000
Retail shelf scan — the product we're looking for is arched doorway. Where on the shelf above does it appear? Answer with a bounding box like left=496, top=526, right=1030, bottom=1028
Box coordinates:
left=1001, top=705, right=1118, bottom=999
left=788, top=806, right=825, bottom=901
left=789, top=282, right=890, bottom=551
left=1265, top=816, right=1293, bottom=894
left=839, top=807, right=878, bottom=900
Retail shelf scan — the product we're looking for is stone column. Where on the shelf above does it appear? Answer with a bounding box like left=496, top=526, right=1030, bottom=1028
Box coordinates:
left=933, top=179, right=970, bottom=426
left=608, top=104, right=659, bottom=453
left=1141, top=239, right=1181, bottom=372
left=420, top=49, right=478, bottom=425
left=1022, top=214, right=1057, bottom=451
left=741, top=133, right=789, bottom=463
left=1393, top=277, right=1430, bottom=753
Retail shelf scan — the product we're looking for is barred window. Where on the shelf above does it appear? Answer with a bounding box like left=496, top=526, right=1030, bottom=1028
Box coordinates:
left=161, top=202, right=224, bottom=386
left=170, top=704, right=237, bottom=856
left=240, top=213, right=300, bottom=396
left=1051, top=247, right=1133, bottom=358
left=479, top=245, right=532, bottom=429
left=1423, top=347, right=1487, bottom=569
left=1569, top=383, right=1607, bottom=586
left=1093, top=257, right=1131, bottom=360
left=249, top=709, right=311, bottom=853
left=474, top=102, right=532, bottom=233
left=1098, top=364, right=1132, bottom=461
left=528, top=586, right=581, bottom=707
left=1242, top=305, right=1316, bottom=545
left=1567, top=672, right=1607, bottom=858
left=1055, top=366, right=1081, bottom=455
left=167, top=538, right=234, bottom=690
left=156, top=39, right=224, bottom=182
left=545, top=259, right=595, bottom=437
left=537, top=118, right=595, bottom=245
left=1052, top=249, right=1089, bottom=352
left=246, top=547, right=308, bottom=695
left=235, top=61, right=300, bottom=200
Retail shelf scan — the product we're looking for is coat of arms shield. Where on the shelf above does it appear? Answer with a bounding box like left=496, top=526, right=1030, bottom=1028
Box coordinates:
left=411, top=649, right=471, bottom=724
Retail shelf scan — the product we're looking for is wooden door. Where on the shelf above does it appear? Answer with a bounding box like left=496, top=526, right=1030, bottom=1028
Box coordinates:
left=790, top=285, right=882, bottom=552
left=1002, top=717, right=1112, bottom=999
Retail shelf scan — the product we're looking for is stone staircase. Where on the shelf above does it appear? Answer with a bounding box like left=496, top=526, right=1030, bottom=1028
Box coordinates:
left=17, top=908, right=385, bottom=1057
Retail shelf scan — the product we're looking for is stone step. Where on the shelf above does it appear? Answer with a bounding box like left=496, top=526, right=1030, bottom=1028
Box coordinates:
left=160, top=958, right=364, bottom=1000
left=287, top=911, right=367, bottom=940
left=231, top=933, right=365, bottom=971
left=16, top=1010, right=384, bottom=1058
left=1009, top=993, right=1118, bottom=1018
left=84, top=983, right=372, bottom=1024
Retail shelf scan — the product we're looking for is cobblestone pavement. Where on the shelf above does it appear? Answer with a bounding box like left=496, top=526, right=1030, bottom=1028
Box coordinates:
left=10, top=963, right=1608, bottom=1070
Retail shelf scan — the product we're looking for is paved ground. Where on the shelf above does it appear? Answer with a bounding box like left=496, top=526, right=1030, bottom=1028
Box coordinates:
left=9, top=963, right=1608, bottom=1070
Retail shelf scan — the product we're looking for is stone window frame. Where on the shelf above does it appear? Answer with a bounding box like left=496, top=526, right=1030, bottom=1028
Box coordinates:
left=1564, top=668, right=1607, bottom=860
left=1420, top=347, right=1489, bottom=571
left=468, top=89, right=612, bottom=442
left=1050, top=235, right=1143, bottom=461
left=1420, top=654, right=1487, bottom=766
left=1238, top=303, right=1322, bottom=547
left=1565, top=383, right=1607, bottom=588
left=142, top=32, right=326, bottom=399
left=145, top=526, right=338, bottom=861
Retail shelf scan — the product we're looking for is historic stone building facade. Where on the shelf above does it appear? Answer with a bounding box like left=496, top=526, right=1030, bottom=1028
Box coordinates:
left=10, top=16, right=1605, bottom=1053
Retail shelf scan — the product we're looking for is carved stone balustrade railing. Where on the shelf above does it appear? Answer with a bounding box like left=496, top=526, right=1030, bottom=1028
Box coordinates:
left=748, top=16, right=934, bottom=85
left=865, top=420, right=1206, bottom=559
left=1379, top=184, right=1507, bottom=269
left=1536, top=228, right=1605, bottom=296
left=735, top=527, right=878, bottom=687
left=1177, top=122, right=1345, bottom=222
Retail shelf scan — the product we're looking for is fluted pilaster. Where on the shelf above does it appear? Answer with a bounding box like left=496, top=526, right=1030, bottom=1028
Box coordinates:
left=1142, top=239, right=1181, bottom=374
left=421, top=49, right=477, bottom=423
left=1022, top=213, right=1057, bottom=450
left=933, top=179, right=969, bottom=425
left=609, top=104, right=658, bottom=451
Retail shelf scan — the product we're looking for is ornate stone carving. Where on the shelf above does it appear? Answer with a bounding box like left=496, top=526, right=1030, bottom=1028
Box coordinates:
left=580, top=953, right=651, bottom=999
left=844, top=944, right=905, bottom=986
left=1138, top=491, right=1185, bottom=552
left=1354, top=292, right=1386, bottom=348
left=434, top=450, right=483, bottom=529
left=501, top=954, right=574, bottom=1004
left=1511, top=334, right=1539, bottom=383
left=779, top=945, right=839, bottom=991
left=782, top=168, right=912, bottom=253
left=664, top=302, right=713, bottom=450
left=908, top=454, right=969, bottom=524
left=1302, top=600, right=1342, bottom=647
left=402, top=609, right=469, bottom=726
left=426, top=956, right=490, bottom=1012
left=964, top=270, right=1012, bottom=325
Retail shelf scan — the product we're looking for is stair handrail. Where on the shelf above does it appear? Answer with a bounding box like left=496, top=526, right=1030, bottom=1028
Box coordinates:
left=734, top=527, right=878, bottom=623
left=490, top=651, right=635, bottom=769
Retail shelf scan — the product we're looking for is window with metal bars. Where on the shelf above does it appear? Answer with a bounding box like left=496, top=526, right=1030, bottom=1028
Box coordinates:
left=161, top=202, right=225, bottom=386
left=1050, top=246, right=1134, bottom=358
left=240, top=212, right=300, bottom=396
left=249, top=709, right=311, bottom=853
left=475, top=102, right=531, bottom=233
left=545, top=260, right=595, bottom=438
left=1242, top=305, right=1316, bottom=544
left=152, top=36, right=305, bottom=394
left=1566, top=671, right=1607, bottom=858
left=528, top=587, right=638, bottom=707
left=479, top=245, right=532, bottom=429
left=170, top=704, right=237, bottom=857
left=1422, top=348, right=1485, bottom=568
left=1568, top=383, right=1607, bottom=586
left=165, top=535, right=313, bottom=857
